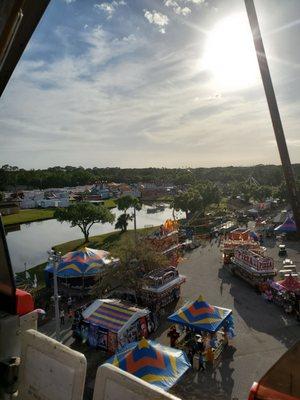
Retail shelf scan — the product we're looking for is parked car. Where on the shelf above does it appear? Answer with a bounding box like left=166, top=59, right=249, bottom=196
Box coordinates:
left=278, top=244, right=287, bottom=256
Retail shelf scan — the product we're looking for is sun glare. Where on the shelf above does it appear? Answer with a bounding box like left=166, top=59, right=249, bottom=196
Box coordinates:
left=203, top=13, right=259, bottom=91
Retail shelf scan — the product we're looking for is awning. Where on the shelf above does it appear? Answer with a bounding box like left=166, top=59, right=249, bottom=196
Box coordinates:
left=82, top=299, right=149, bottom=335
left=168, top=295, right=232, bottom=333
left=44, top=247, right=117, bottom=278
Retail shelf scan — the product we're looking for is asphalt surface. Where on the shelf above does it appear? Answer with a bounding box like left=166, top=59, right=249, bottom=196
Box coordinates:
left=167, top=237, right=300, bottom=400
left=39, top=237, right=300, bottom=400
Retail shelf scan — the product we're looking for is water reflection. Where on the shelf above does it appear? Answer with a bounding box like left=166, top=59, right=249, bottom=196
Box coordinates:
left=6, top=206, right=182, bottom=273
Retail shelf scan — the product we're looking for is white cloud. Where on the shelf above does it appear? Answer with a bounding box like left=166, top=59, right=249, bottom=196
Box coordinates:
left=94, top=0, right=126, bottom=19
left=144, top=10, right=169, bottom=34
left=63, top=0, right=76, bottom=3
left=164, top=0, right=191, bottom=16
left=184, top=0, right=205, bottom=4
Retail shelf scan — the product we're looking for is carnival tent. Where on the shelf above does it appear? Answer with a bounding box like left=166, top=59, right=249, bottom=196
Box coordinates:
left=168, top=295, right=232, bottom=333
left=45, top=247, right=118, bottom=278
left=274, top=216, right=297, bottom=233
left=82, top=299, right=149, bottom=337
left=277, top=275, right=300, bottom=293
left=105, top=338, right=190, bottom=391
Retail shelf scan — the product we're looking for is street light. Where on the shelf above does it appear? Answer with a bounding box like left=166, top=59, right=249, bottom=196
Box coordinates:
left=48, top=249, right=61, bottom=341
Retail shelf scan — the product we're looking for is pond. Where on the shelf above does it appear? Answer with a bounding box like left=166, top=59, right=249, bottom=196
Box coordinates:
left=6, top=205, right=183, bottom=273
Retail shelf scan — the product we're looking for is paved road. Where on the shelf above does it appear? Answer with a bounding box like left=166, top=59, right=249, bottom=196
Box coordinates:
left=39, top=237, right=300, bottom=400
left=167, top=238, right=300, bottom=400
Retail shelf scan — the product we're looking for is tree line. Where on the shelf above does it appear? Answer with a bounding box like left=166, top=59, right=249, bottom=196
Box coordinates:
left=1, top=163, right=300, bottom=190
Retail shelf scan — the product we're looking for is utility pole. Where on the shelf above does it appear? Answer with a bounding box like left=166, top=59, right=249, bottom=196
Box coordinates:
left=48, top=250, right=61, bottom=341
left=244, top=0, right=300, bottom=232
left=133, top=206, right=137, bottom=246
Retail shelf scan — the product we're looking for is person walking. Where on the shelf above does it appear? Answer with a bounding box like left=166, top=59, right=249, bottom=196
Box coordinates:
left=167, top=326, right=180, bottom=348
left=67, top=297, right=72, bottom=315
left=60, top=309, right=65, bottom=326
left=199, top=350, right=206, bottom=372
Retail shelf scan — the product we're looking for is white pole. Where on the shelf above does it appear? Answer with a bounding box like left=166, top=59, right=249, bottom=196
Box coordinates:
left=49, top=250, right=61, bottom=341
left=133, top=206, right=137, bottom=246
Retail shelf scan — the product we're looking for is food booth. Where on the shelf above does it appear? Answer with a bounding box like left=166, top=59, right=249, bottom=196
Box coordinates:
left=105, top=338, right=191, bottom=391
left=137, top=267, right=186, bottom=312
left=167, top=296, right=234, bottom=367
left=231, top=247, right=276, bottom=287
left=72, top=299, right=151, bottom=352
left=268, top=275, right=300, bottom=315
left=221, top=228, right=266, bottom=264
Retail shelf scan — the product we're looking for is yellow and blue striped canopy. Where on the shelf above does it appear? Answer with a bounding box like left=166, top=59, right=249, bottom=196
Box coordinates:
left=45, top=247, right=111, bottom=278
left=105, top=338, right=190, bottom=391
left=168, top=295, right=232, bottom=333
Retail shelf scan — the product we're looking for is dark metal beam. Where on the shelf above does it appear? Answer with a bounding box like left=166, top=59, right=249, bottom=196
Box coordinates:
left=0, top=0, right=50, bottom=97
left=244, top=0, right=300, bottom=233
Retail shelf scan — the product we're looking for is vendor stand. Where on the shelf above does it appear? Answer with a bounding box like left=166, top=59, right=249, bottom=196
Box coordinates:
left=269, top=276, right=300, bottom=316
left=167, top=295, right=234, bottom=368
left=221, top=228, right=265, bottom=265
left=73, top=299, right=151, bottom=352
left=231, top=247, right=276, bottom=287
left=138, top=267, right=186, bottom=313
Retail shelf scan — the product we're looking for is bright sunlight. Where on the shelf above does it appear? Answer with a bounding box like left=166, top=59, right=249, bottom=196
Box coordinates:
left=203, top=13, right=260, bottom=91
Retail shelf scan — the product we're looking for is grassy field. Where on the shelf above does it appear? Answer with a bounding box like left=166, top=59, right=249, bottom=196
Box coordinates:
left=3, top=209, right=55, bottom=226
left=15, top=262, right=47, bottom=291
left=2, top=200, right=116, bottom=226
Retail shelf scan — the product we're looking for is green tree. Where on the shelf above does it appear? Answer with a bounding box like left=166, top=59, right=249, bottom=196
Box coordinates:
left=93, top=233, right=169, bottom=295
left=173, top=182, right=220, bottom=218
left=195, top=181, right=221, bottom=211
left=54, top=202, right=115, bottom=242
left=115, top=195, right=141, bottom=233
left=115, top=213, right=132, bottom=232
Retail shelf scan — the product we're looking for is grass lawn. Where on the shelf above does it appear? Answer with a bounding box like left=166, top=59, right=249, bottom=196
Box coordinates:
left=103, top=198, right=116, bottom=209
left=3, top=209, right=55, bottom=226
left=3, top=201, right=116, bottom=227
left=15, top=262, right=47, bottom=291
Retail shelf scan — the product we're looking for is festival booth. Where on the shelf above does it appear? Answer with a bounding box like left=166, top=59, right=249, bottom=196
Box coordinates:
left=137, top=267, right=186, bottom=313
left=232, top=247, right=276, bottom=287
left=268, top=275, right=300, bottom=314
left=73, top=299, right=151, bottom=352
left=167, top=296, right=234, bottom=367
left=221, top=228, right=264, bottom=265
left=44, top=247, right=119, bottom=289
left=105, top=338, right=191, bottom=391
left=146, top=219, right=183, bottom=266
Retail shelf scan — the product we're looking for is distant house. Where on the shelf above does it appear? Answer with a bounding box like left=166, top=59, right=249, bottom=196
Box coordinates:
left=91, top=182, right=112, bottom=199
left=20, top=191, right=44, bottom=209
left=0, top=200, right=20, bottom=216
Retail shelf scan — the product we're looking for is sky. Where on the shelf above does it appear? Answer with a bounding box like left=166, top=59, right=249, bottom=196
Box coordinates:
left=1, top=0, right=300, bottom=169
